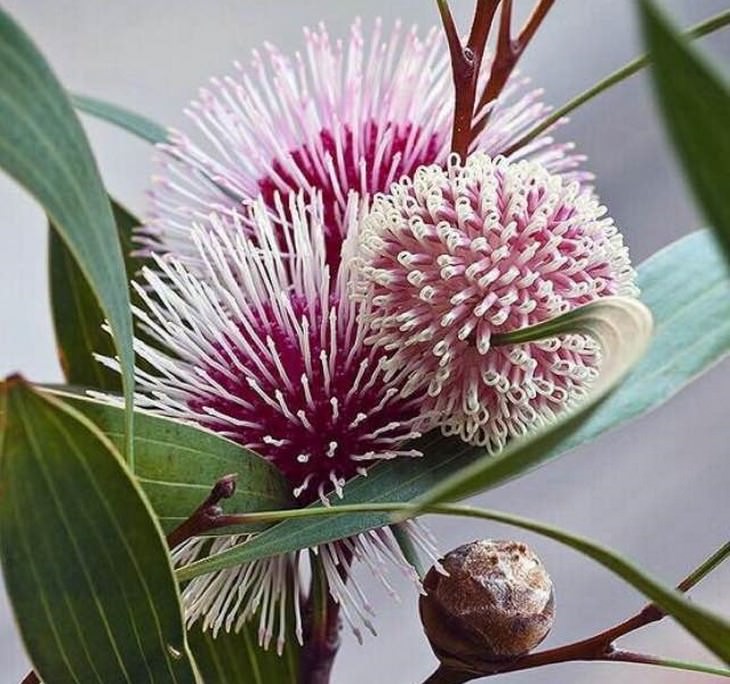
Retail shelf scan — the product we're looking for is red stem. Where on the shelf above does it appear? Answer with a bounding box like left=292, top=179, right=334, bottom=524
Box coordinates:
left=438, top=0, right=499, bottom=159
left=471, top=0, right=555, bottom=139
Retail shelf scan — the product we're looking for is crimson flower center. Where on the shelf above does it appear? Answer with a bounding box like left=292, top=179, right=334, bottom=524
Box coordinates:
left=257, top=120, right=442, bottom=268
left=187, top=295, right=421, bottom=504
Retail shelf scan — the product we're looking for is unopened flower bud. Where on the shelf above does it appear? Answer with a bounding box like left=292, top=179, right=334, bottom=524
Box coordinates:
left=419, top=540, right=554, bottom=669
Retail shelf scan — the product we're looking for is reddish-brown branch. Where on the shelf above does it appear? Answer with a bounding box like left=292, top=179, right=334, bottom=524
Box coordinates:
left=20, top=673, right=40, bottom=684
left=438, top=0, right=499, bottom=159
left=472, top=603, right=664, bottom=677
left=471, top=0, right=555, bottom=139
left=519, top=0, right=555, bottom=46
left=300, top=551, right=352, bottom=684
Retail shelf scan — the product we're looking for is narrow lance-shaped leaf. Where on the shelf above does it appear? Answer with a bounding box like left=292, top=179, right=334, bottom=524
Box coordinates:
left=0, top=378, right=200, bottom=682
left=176, top=230, right=730, bottom=578
left=50, top=200, right=148, bottom=392
left=201, top=500, right=730, bottom=667
left=71, top=93, right=168, bottom=144
left=506, top=9, right=730, bottom=153
left=44, top=389, right=292, bottom=534
left=640, top=1, right=730, bottom=260
left=0, top=9, right=135, bottom=460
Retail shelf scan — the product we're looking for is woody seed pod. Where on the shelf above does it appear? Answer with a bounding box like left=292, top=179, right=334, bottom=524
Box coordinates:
left=419, top=540, right=554, bottom=669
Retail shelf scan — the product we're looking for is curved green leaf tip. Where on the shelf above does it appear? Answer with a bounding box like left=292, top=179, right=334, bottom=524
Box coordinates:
left=0, top=9, right=135, bottom=463
left=417, top=296, right=653, bottom=507
left=640, top=0, right=730, bottom=262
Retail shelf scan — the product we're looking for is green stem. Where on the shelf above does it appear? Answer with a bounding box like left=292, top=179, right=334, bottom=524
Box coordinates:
left=677, top=541, right=730, bottom=592
left=607, top=650, right=730, bottom=678
left=71, top=93, right=168, bottom=144
left=504, top=9, right=730, bottom=155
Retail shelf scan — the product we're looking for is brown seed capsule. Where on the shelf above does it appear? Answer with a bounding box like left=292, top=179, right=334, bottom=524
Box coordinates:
left=419, top=539, right=554, bottom=669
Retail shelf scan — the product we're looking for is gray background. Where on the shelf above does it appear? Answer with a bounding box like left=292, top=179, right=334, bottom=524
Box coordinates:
left=0, top=1, right=728, bottom=682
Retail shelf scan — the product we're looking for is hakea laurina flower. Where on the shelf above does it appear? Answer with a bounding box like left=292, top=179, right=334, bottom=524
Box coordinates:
left=140, top=19, right=589, bottom=269
left=99, top=195, right=440, bottom=651
left=357, top=153, right=638, bottom=451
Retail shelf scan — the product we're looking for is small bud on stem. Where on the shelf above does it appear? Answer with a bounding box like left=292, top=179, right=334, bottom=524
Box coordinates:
left=166, top=473, right=239, bottom=548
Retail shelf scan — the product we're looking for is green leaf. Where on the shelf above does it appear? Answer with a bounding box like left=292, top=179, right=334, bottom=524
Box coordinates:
left=71, top=93, right=168, bottom=144
left=50, top=200, right=147, bottom=392
left=45, top=389, right=292, bottom=534
left=192, top=500, right=730, bottom=668
left=640, top=2, right=730, bottom=261
left=0, top=9, right=135, bottom=461
left=177, top=230, right=730, bottom=581
left=188, top=623, right=299, bottom=684
left=0, top=377, right=201, bottom=682
left=679, top=542, right=730, bottom=593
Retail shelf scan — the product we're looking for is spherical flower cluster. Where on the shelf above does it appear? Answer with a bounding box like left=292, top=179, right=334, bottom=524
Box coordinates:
left=357, top=153, right=638, bottom=451
left=141, top=19, right=589, bottom=269
left=100, top=196, right=440, bottom=648
left=128, top=197, right=430, bottom=501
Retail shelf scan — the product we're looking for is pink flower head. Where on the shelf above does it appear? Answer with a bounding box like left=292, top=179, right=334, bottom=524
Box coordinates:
left=357, top=153, right=638, bottom=451
left=141, top=19, right=589, bottom=268
left=100, top=195, right=439, bottom=648
left=128, top=196, right=428, bottom=501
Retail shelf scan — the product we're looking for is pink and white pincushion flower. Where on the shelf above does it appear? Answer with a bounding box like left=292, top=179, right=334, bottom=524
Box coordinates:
left=357, top=153, right=638, bottom=451
left=100, top=196, right=439, bottom=650
left=141, top=19, right=589, bottom=268
left=129, top=197, right=430, bottom=501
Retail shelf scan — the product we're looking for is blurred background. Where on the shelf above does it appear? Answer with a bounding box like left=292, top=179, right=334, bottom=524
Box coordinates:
left=0, top=1, right=728, bottom=682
